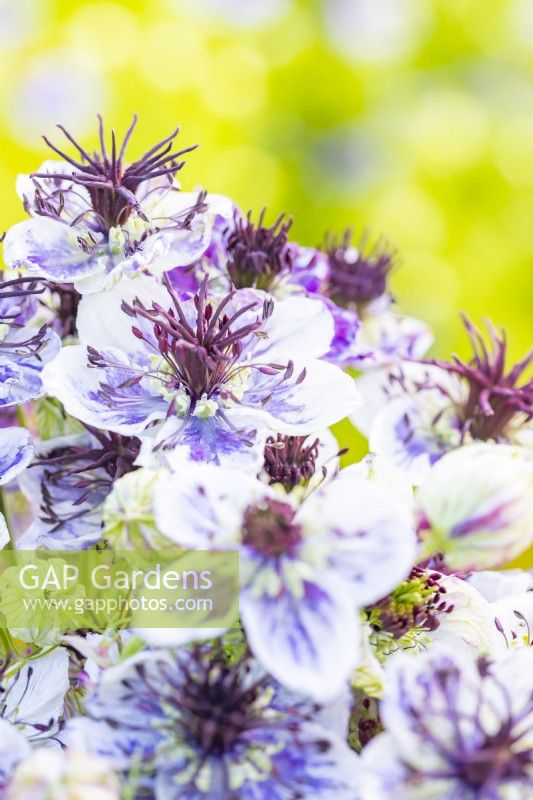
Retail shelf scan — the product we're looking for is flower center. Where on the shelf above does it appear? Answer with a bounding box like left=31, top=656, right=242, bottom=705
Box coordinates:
left=32, top=115, right=198, bottom=233
left=427, top=315, right=533, bottom=442
left=263, top=434, right=320, bottom=489
left=224, top=210, right=293, bottom=290
left=149, top=651, right=271, bottom=756
left=325, top=229, right=395, bottom=311
left=368, top=566, right=454, bottom=641
left=242, top=498, right=303, bottom=557
left=117, top=275, right=282, bottom=412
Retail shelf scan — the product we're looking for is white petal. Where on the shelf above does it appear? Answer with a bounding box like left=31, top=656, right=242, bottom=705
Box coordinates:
left=153, top=465, right=273, bottom=548
left=235, top=358, right=361, bottom=434
left=257, top=295, right=335, bottom=361
left=298, top=476, right=418, bottom=606
left=241, top=581, right=360, bottom=702
left=76, top=274, right=170, bottom=351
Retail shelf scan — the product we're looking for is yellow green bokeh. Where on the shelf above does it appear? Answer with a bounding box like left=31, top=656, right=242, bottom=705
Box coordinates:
left=1, top=0, right=532, bottom=360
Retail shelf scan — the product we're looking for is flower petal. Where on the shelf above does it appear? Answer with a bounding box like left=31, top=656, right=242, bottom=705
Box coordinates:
left=42, top=345, right=166, bottom=434
left=241, top=579, right=359, bottom=702
left=3, top=216, right=104, bottom=283
left=0, top=427, right=33, bottom=485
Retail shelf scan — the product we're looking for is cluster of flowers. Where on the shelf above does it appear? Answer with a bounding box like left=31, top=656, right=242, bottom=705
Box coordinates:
left=0, top=116, right=532, bottom=799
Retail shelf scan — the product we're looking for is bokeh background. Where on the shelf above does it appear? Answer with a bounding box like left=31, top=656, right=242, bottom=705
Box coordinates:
left=1, top=0, right=532, bottom=360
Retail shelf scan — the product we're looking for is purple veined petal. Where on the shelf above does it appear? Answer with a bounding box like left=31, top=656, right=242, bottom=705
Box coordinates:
left=353, top=311, right=434, bottom=369
left=0, top=328, right=61, bottom=408
left=241, top=575, right=360, bottom=702
left=155, top=722, right=361, bottom=800
left=2, top=647, right=70, bottom=744
left=0, top=427, right=33, bottom=485
left=297, top=476, right=418, bottom=606
left=41, top=345, right=167, bottom=435
left=323, top=301, right=362, bottom=367
left=155, top=414, right=266, bottom=469
left=3, top=216, right=106, bottom=284
left=235, top=357, right=361, bottom=435
left=369, top=392, right=459, bottom=485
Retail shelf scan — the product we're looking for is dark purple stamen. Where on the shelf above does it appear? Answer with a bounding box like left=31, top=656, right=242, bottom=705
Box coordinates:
left=224, top=209, right=293, bottom=290
left=427, top=315, right=533, bottom=442
left=325, top=228, right=396, bottom=309
left=138, top=649, right=271, bottom=756
left=32, top=115, right=198, bottom=232
left=370, top=566, right=454, bottom=639
left=242, top=498, right=302, bottom=558
left=116, top=274, right=283, bottom=411
left=263, top=434, right=320, bottom=489
left=34, top=426, right=140, bottom=531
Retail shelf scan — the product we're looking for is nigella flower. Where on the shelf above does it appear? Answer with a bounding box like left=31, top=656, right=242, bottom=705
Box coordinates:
left=151, top=463, right=417, bottom=700
left=0, top=275, right=60, bottom=408
left=416, top=443, right=533, bottom=571
left=42, top=275, right=360, bottom=468
left=361, top=646, right=533, bottom=800
left=68, top=646, right=361, bottom=798
left=355, top=317, right=533, bottom=482
left=175, top=205, right=330, bottom=299
left=3, top=116, right=232, bottom=294
left=17, top=426, right=141, bottom=549
left=321, top=229, right=432, bottom=369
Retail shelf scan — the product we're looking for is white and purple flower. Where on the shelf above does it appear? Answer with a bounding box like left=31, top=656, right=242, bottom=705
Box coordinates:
left=353, top=316, right=533, bottom=482
left=42, top=274, right=359, bottom=468
left=150, top=463, right=417, bottom=700
left=68, top=645, right=362, bottom=799
left=3, top=116, right=232, bottom=294
left=17, top=427, right=141, bottom=549
left=361, top=646, right=533, bottom=799
left=0, top=276, right=60, bottom=408
left=416, top=442, right=533, bottom=571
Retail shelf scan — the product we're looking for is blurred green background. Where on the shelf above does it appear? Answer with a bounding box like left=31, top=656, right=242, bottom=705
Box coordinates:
left=1, top=0, right=532, bottom=361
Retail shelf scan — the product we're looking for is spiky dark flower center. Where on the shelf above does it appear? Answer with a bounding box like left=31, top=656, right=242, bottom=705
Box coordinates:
left=369, top=566, right=454, bottom=639
left=109, top=275, right=286, bottom=411
left=242, top=498, right=302, bottom=557
left=224, top=210, right=293, bottom=290
left=34, top=427, right=140, bottom=531
left=325, top=229, right=395, bottom=310
left=140, top=651, right=272, bottom=755
left=32, top=115, right=197, bottom=233
left=263, top=434, right=320, bottom=489
left=428, top=315, right=533, bottom=442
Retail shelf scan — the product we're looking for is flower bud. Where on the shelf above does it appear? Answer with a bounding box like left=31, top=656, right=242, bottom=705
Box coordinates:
left=102, top=468, right=169, bottom=549
left=417, top=443, right=533, bottom=570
